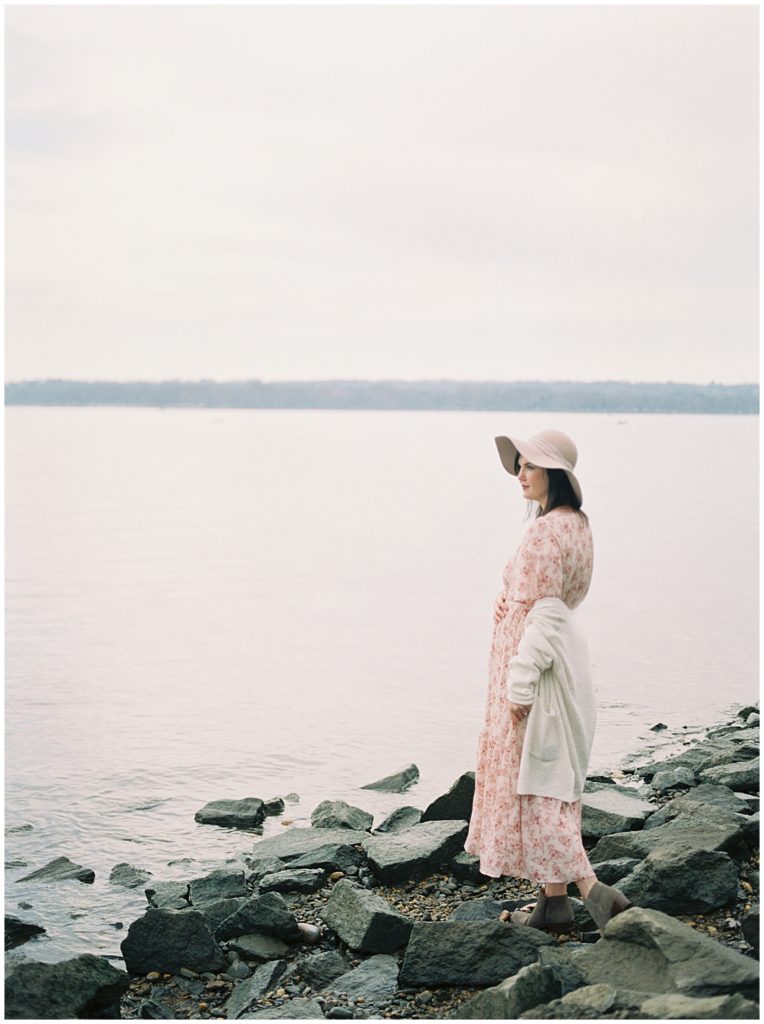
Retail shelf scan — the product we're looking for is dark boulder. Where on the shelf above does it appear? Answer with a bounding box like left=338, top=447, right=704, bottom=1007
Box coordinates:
left=5, top=915, right=46, bottom=950
left=121, top=908, right=225, bottom=974
left=319, top=878, right=413, bottom=953
left=145, top=880, right=190, bottom=910
left=400, top=920, right=553, bottom=986
left=362, top=820, right=469, bottom=883
left=109, top=863, right=152, bottom=889
left=223, top=959, right=288, bottom=1019
left=375, top=806, right=423, bottom=833
left=741, top=905, right=759, bottom=953
left=581, top=789, right=656, bottom=839
left=298, top=950, right=351, bottom=989
left=361, top=764, right=420, bottom=793
left=194, top=797, right=266, bottom=829
left=699, top=758, right=759, bottom=793
left=288, top=842, right=363, bottom=873
left=421, top=772, right=475, bottom=823
left=259, top=868, right=325, bottom=894
left=189, top=869, right=248, bottom=904
left=250, top=827, right=369, bottom=862
left=457, top=962, right=562, bottom=1018
left=216, top=891, right=301, bottom=943
left=326, top=953, right=399, bottom=1001
left=616, top=846, right=739, bottom=914
left=16, top=856, right=95, bottom=885
left=5, top=953, right=129, bottom=1019
left=310, top=800, right=373, bottom=831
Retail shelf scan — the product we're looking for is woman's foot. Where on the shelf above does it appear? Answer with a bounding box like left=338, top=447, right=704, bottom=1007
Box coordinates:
left=582, top=882, right=632, bottom=932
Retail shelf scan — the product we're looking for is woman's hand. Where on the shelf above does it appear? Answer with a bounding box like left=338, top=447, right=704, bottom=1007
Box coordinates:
left=509, top=701, right=532, bottom=724
left=493, top=590, right=509, bottom=623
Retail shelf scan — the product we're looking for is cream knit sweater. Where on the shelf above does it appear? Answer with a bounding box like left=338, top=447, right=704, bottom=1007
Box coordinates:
left=507, top=597, right=596, bottom=803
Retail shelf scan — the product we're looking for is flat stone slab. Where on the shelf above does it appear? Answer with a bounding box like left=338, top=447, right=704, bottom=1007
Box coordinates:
left=644, top=784, right=751, bottom=830
left=319, top=878, right=413, bottom=953
left=699, top=758, right=759, bottom=792
left=361, top=763, right=420, bottom=793
left=400, top=921, right=553, bottom=987
left=227, top=933, right=289, bottom=962
left=572, top=907, right=759, bottom=1000
left=363, top=820, right=469, bottom=883
left=581, top=790, right=657, bottom=839
left=195, top=798, right=265, bottom=829
left=189, top=869, right=248, bottom=904
left=249, top=828, right=369, bottom=863
left=640, top=992, right=760, bottom=1019
left=288, top=843, right=363, bottom=872
left=224, top=960, right=288, bottom=1019
left=589, top=811, right=745, bottom=864
left=16, top=856, right=95, bottom=885
left=259, top=868, right=325, bottom=894
left=326, top=953, right=399, bottom=1001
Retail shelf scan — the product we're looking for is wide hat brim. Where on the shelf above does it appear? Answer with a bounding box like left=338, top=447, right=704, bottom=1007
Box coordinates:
left=495, top=434, right=583, bottom=505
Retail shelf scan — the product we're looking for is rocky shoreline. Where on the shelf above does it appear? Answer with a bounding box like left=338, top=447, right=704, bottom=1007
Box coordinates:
left=5, top=705, right=760, bottom=1020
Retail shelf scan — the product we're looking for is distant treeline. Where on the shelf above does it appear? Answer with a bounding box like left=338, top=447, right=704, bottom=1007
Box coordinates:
left=4, top=379, right=759, bottom=414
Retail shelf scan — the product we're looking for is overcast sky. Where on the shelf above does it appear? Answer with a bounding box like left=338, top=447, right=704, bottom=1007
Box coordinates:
left=5, top=5, right=758, bottom=384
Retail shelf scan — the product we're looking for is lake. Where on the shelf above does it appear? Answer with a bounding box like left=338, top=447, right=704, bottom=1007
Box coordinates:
left=5, top=407, right=758, bottom=962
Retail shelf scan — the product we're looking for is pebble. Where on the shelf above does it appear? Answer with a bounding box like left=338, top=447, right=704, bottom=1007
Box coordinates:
left=181, top=968, right=199, bottom=979
left=147, top=972, right=161, bottom=982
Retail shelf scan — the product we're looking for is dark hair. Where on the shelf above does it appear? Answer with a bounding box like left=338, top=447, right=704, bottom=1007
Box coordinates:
left=514, top=455, right=586, bottom=520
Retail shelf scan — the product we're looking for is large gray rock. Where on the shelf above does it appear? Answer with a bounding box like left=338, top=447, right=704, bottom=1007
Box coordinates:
left=288, top=843, right=363, bottom=872
left=421, top=772, right=475, bottom=823
left=310, top=800, right=373, bottom=831
left=259, top=868, right=325, bottom=894
left=16, top=856, right=95, bottom=884
left=457, top=962, right=561, bottom=1018
left=363, top=820, right=469, bottom=883
left=244, top=998, right=325, bottom=1019
left=195, top=797, right=266, bottom=829
left=589, top=811, right=746, bottom=864
left=699, top=758, right=760, bottom=792
left=520, top=984, right=646, bottom=1019
left=189, top=869, right=248, bottom=904
left=298, top=950, right=351, bottom=989
left=616, top=846, right=739, bottom=913
left=145, top=880, right=190, bottom=910
left=651, top=767, right=696, bottom=793
left=448, top=898, right=504, bottom=922
left=109, top=862, right=152, bottom=889
left=121, top=908, right=225, bottom=974
left=573, top=907, right=759, bottom=999
left=326, top=953, right=399, bottom=1001
left=5, top=915, right=46, bottom=950
left=451, top=850, right=488, bottom=882
left=361, top=763, right=420, bottom=793
left=644, top=783, right=751, bottom=830
left=635, top=737, right=742, bottom=780
left=319, top=878, right=412, bottom=953
left=696, top=743, right=759, bottom=772
left=375, top=806, right=423, bottom=833
left=581, top=789, right=656, bottom=839
left=5, top=953, right=129, bottom=1020
left=246, top=856, right=288, bottom=880
left=216, top=891, right=301, bottom=942
left=195, top=896, right=249, bottom=935
left=250, top=828, right=369, bottom=862
left=640, top=992, right=760, bottom=1019
left=537, top=945, right=590, bottom=996
left=400, top=921, right=553, bottom=986
left=224, top=959, right=288, bottom=1019
left=589, top=858, right=641, bottom=885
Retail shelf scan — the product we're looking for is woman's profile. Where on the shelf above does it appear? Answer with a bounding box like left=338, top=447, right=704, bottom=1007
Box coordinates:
left=464, top=428, right=632, bottom=933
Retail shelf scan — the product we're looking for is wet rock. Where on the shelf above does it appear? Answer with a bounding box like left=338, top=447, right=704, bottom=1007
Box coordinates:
left=244, top=998, right=326, bottom=1019
left=196, top=897, right=249, bottom=935
left=189, top=869, right=248, bottom=904
left=246, top=856, right=288, bottom=880
left=16, top=855, right=95, bottom=885
left=5, top=915, right=46, bottom=950
left=263, top=798, right=286, bottom=816
left=639, top=991, right=760, bottom=1019
left=109, top=863, right=153, bottom=889
left=399, top=920, right=553, bottom=987
left=145, top=880, right=190, bottom=910
left=139, top=999, right=174, bottom=1019
left=649, top=723, right=668, bottom=732
left=651, top=767, right=696, bottom=793
left=589, top=810, right=746, bottom=864
left=362, top=820, right=469, bottom=883
left=361, top=764, right=420, bottom=793
left=741, top=905, right=759, bottom=952
left=589, top=858, right=640, bottom=885
left=616, top=847, right=739, bottom=913
left=299, top=950, right=351, bottom=989
left=250, top=827, right=369, bottom=862
left=699, top=758, right=760, bottom=793
left=448, top=898, right=504, bottom=922
left=375, top=807, right=423, bottom=833
left=5, top=953, right=129, bottom=1019
left=216, top=891, right=301, bottom=942
left=457, top=962, right=562, bottom=1018
left=573, top=907, right=759, bottom=999
left=644, top=784, right=751, bottom=829
left=289, top=843, right=364, bottom=873
left=121, top=908, right=225, bottom=974
left=451, top=850, right=488, bottom=882
left=194, top=797, right=266, bottom=829
left=223, top=959, right=288, bottom=1018
left=311, top=800, right=373, bottom=832
left=421, top=772, right=475, bottom=823
left=326, top=953, right=399, bottom=1001
left=581, top=789, right=656, bottom=839
left=259, top=868, right=326, bottom=894
left=746, top=713, right=760, bottom=728
left=227, top=933, right=289, bottom=962
left=635, top=737, right=742, bottom=781
left=320, top=878, right=413, bottom=953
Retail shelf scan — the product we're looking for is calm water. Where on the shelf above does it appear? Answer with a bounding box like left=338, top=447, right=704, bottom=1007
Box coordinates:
left=5, top=407, right=758, bottom=963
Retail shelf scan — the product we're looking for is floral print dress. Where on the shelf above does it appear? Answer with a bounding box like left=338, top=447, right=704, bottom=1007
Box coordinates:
left=464, top=508, right=595, bottom=883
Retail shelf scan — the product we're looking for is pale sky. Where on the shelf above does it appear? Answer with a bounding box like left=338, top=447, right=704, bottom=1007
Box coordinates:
left=5, top=4, right=759, bottom=384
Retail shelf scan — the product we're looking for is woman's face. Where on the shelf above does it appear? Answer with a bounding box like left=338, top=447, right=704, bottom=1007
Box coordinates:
left=517, top=456, right=549, bottom=509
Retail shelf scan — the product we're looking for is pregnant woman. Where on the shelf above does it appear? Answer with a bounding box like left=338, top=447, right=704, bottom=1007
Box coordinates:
left=464, top=428, right=631, bottom=933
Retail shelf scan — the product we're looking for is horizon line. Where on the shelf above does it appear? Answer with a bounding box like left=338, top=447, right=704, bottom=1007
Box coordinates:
left=5, top=376, right=759, bottom=388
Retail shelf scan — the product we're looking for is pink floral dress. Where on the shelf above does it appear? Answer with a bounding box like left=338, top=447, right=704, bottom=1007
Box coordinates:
left=464, top=508, right=595, bottom=883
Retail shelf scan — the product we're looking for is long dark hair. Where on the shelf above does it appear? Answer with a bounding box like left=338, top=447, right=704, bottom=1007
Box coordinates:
left=515, top=456, right=586, bottom=520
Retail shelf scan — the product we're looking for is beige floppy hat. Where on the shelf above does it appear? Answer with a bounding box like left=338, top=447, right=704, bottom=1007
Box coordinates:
left=495, top=428, right=582, bottom=504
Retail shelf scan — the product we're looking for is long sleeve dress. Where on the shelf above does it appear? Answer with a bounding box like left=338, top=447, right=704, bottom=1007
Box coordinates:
left=464, top=507, right=595, bottom=883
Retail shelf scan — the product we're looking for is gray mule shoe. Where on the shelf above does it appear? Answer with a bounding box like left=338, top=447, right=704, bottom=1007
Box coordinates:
left=505, top=892, right=575, bottom=934
left=583, top=881, right=632, bottom=931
